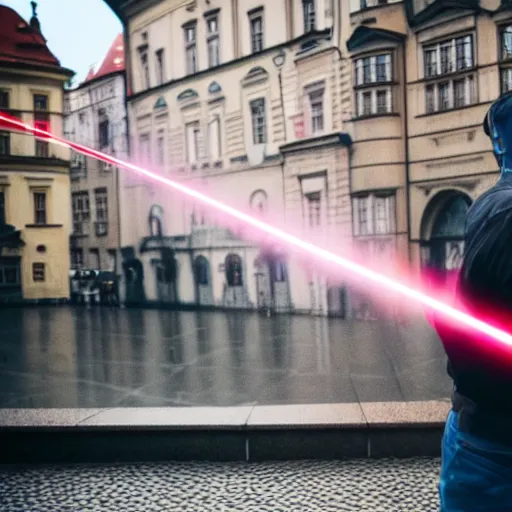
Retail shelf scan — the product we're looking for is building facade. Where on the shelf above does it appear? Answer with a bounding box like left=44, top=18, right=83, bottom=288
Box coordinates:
left=101, top=0, right=507, bottom=316
left=63, top=34, right=127, bottom=273
left=111, top=0, right=354, bottom=316
left=0, top=4, right=74, bottom=302
left=342, top=0, right=507, bottom=290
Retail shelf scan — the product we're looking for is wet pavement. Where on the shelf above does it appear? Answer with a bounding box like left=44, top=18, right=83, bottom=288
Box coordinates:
left=0, top=458, right=441, bottom=511
left=0, top=307, right=451, bottom=408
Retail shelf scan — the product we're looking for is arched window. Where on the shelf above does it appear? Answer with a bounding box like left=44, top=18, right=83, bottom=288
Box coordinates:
left=431, top=194, right=470, bottom=239
left=225, top=253, right=243, bottom=286
left=194, top=256, right=209, bottom=285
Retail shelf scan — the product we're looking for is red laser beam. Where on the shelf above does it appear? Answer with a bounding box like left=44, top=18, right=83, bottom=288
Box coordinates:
left=2, top=110, right=512, bottom=347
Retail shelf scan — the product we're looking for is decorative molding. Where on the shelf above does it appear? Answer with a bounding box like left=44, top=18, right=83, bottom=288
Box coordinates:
left=425, top=155, right=484, bottom=169
left=417, top=178, right=480, bottom=196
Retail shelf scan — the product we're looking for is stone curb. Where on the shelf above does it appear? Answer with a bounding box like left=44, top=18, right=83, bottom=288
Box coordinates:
left=0, top=400, right=450, bottom=464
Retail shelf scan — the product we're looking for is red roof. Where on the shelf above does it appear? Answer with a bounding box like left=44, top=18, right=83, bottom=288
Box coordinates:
left=84, top=33, right=124, bottom=84
left=0, top=5, right=61, bottom=68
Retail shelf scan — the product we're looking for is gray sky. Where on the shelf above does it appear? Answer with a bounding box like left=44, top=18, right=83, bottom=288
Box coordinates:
left=2, top=0, right=122, bottom=84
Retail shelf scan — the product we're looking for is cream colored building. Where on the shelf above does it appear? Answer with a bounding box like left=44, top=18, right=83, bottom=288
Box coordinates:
left=342, top=0, right=507, bottom=285
left=0, top=4, right=73, bottom=302
left=102, top=0, right=508, bottom=315
left=110, top=0, right=354, bottom=315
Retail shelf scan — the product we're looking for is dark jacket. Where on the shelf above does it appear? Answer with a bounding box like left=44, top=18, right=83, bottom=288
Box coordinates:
left=433, top=172, right=512, bottom=417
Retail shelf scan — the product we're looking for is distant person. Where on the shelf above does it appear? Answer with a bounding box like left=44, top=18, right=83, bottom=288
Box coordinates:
left=433, top=94, right=512, bottom=511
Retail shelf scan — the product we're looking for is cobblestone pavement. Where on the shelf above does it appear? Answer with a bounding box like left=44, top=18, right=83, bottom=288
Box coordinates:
left=0, top=458, right=440, bottom=511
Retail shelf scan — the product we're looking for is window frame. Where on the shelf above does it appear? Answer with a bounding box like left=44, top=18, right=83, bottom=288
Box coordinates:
left=352, top=193, right=396, bottom=237
left=33, top=192, right=47, bottom=225
left=155, top=48, right=165, bottom=85
left=302, top=0, right=316, bottom=33
left=94, top=188, right=109, bottom=237
left=250, top=98, right=267, bottom=145
left=184, top=23, right=198, bottom=75
left=249, top=9, right=264, bottom=53
left=32, top=262, right=45, bottom=283
left=423, top=35, right=474, bottom=79
left=206, top=15, right=220, bottom=68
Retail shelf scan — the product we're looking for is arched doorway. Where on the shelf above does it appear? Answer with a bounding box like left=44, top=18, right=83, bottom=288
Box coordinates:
left=194, top=255, right=213, bottom=306
left=152, top=247, right=178, bottom=303
left=223, top=253, right=246, bottom=308
left=420, top=191, right=471, bottom=287
left=254, top=253, right=291, bottom=313
left=123, top=258, right=145, bottom=304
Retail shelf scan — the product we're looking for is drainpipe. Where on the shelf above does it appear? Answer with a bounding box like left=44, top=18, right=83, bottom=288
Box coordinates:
left=402, top=45, right=412, bottom=262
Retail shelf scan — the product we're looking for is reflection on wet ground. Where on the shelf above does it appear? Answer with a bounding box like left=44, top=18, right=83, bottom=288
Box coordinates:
left=0, top=307, right=451, bottom=408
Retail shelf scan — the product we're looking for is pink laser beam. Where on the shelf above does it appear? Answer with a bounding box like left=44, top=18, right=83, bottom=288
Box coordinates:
left=2, top=110, right=512, bottom=348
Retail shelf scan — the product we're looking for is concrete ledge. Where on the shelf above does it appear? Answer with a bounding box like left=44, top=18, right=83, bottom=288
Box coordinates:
left=0, top=400, right=450, bottom=463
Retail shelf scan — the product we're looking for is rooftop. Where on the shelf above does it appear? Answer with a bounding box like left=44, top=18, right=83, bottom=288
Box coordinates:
left=82, top=33, right=125, bottom=85
left=0, top=3, right=67, bottom=71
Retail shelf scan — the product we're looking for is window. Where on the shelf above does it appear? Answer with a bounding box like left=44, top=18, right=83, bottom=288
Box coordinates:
left=32, top=263, right=45, bottom=282
left=308, top=87, right=324, bottom=134
left=502, top=68, right=512, bottom=94
left=155, top=49, right=165, bottom=85
left=352, top=193, right=396, bottom=236
left=95, top=188, right=108, bottom=236
left=424, top=36, right=473, bottom=78
left=184, top=24, right=198, bottom=75
left=354, top=54, right=393, bottom=117
left=355, top=54, right=392, bottom=85
left=356, top=89, right=392, bottom=116
left=72, top=191, right=90, bottom=235
left=139, top=134, right=150, bottom=165
left=33, top=94, right=48, bottom=111
left=0, top=132, right=10, bottom=156
left=501, top=25, right=512, bottom=61
left=249, top=11, right=264, bottom=53
left=425, top=76, right=475, bottom=113
left=186, top=122, right=201, bottom=164
left=33, top=192, right=47, bottom=225
left=33, top=94, right=49, bottom=157
left=99, top=118, right=109, bottom=148
left=303, top=0, right=315, bottom=33
left=71, top=249, right=84, bottom=269
left=207, top=16, right=220, bottom=68
left=0, top=191, right=5, bottom=225
left=225, top=254, right=243, bottom=286
left=157, top=131, right=165, bottom=166
left=306, top=192, right=322, bottom=228
left=140, top=50, right=150, bottom=89
left=208, top=115, right=221, bottom=161
left=250, top=98, right=267, bottom=144
left=0, top=91, right=9, bottom=109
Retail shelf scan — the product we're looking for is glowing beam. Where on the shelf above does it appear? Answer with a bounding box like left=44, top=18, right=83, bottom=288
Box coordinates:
left=2, top=111, right=512, bottom=347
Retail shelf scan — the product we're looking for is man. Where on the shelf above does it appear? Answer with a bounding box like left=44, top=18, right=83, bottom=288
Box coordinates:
left=435, top=93, right=512, bottom=511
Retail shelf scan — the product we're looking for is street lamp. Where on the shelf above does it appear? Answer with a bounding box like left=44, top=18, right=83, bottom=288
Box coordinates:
left=272, top=48, right=286, bottom=70
left=272, top=49, right=287, bottom=141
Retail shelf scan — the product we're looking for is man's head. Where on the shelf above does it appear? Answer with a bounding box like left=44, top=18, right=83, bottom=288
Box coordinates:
left=484, top=92, right=512, bottom=171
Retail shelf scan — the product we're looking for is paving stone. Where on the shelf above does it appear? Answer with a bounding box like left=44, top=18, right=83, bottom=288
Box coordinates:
left=0, top=458, right=440, bottom=511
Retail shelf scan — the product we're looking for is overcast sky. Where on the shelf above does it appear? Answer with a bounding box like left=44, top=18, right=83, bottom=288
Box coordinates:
left=2, top=0, right=122, bottom=84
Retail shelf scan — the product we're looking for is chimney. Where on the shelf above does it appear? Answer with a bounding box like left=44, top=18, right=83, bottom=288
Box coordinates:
left=29, top=1, right=41, bottom=32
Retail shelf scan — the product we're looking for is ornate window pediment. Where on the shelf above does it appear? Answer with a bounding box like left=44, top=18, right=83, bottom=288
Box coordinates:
left=405, top=0, right=480, bottom=28
left=241, top=66, right=269, bottom=87
left=347, top=25, right=405, bottom=52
